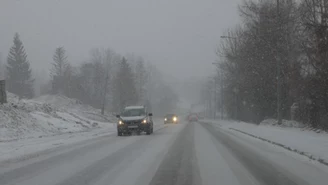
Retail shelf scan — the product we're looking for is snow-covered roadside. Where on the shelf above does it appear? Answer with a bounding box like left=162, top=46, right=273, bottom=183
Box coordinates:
left=0, top=92, right=118, bottom=162
left=0, top=92, right=169, bottom=163
left=0, top=118, right=165, bottom=164
left=0, top=127, right=116, bottom=163
left=201, top=119, right=328, bottom=166
left=0, top=93, right=115, bottom=141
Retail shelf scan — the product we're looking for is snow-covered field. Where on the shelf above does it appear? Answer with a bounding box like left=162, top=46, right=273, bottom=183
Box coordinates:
left=202, top=119, right=328, bottom=166
left=0, top=93, right=115, bottom=142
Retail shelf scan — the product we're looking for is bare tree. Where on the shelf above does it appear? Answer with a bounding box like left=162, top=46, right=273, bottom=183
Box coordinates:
left=215, top=0, right=301, bottom=123
left=101, top=49, right=115, bottom=115
left=63, top=63, right=74, bottom=98
left=298, top=0, right=328, bottom=128
left=0, top=53, right=5, bottom=81
left=0, top=54, right=7, bottom=103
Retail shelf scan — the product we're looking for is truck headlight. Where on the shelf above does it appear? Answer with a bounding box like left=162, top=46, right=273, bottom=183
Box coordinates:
left=142, top=119, right=147, bottom=124
left=173, top=117, right=177, bottom=122
left=164, top=118, right=167, bottom=121
left=119, top=120, right=124, bottom=125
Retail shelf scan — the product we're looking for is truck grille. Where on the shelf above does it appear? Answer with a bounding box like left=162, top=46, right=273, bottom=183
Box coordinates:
left=125, top=121, right=140, bottom=125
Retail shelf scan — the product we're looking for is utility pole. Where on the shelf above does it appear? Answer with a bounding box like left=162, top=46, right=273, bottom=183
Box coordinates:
left=213, top=77, right=217, bottom=119
left=209, top=98, right=211, bottom=118
left=276, top=0, right=282, bottom=125
left=101, top=55, right=111, bottom=115
left=212, top=63, right=225, bottom=119
left=220, top=72, right=224, bottom=119
left=101, top=72, right=109, bottom=115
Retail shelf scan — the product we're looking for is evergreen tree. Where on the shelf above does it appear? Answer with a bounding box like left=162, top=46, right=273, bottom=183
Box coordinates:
left=113, top=57, right=137, bottom=111
left=6, top=33, right=34, bottom=98
left=134, top=58, right=148, bottom=103
left=51, top=47, right=68, bottom=94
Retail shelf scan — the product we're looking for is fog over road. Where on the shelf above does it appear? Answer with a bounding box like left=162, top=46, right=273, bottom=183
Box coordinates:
left=0, top=120, right=327, bottom=185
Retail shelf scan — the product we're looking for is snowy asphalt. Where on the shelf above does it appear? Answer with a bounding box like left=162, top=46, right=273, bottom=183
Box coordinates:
left=0, top=121, right=328, bottom=185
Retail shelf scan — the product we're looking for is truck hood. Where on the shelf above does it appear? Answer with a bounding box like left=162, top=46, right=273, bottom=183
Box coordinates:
left=120, top=116, right=146, bottom=121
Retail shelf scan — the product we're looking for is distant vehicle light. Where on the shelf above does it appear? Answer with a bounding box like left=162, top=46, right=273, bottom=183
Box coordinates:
left=173, top=117, right=177, bottom=122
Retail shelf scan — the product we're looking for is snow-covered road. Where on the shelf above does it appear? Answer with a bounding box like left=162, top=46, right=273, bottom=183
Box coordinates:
left=1, top=120, right=328, bottom=185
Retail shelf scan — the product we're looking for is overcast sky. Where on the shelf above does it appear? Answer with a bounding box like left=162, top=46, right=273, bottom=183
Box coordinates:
left=0, top=0, right=240, bottom=81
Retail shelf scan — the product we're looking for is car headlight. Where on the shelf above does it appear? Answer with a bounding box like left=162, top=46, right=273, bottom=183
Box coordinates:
left=173, top=117, right=177, bottom=122
left=118, top=120, right=124, bottom=125
left=164, top=118, right=167, bottom=121
left=142, top=119, right=147, bottom=124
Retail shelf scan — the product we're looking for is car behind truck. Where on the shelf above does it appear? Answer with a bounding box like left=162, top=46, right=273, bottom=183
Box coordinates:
left=164, top=114, right=178, bottom=124
left=116, top=106, right=153, bottom=136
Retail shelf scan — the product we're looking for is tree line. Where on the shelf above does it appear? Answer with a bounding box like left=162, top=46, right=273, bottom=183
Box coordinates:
left=3, top=33, right=178, bottom=115
left=204, top=0, right=328, bottom=129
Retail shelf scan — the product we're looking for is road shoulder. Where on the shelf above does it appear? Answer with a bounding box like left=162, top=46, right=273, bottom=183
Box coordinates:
left=200, top=121, right=328, bottom=185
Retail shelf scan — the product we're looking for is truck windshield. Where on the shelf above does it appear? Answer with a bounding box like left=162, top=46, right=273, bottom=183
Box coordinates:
left=121, top=109, right=145, bottom=117
left=166, top=114, right=175, bottom=118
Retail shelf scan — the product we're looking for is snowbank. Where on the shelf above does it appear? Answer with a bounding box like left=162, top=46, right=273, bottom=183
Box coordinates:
left=0, top=93, right=115, bottom=141
left=33, top=94, right=114, bottom=123
left=202, top=119, right=328, bottom=166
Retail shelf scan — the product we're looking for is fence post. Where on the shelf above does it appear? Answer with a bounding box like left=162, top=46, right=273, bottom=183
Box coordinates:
left=0, top=80, right=7, bottom=104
